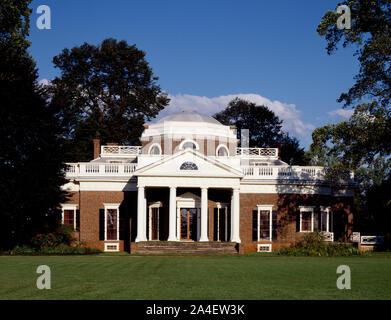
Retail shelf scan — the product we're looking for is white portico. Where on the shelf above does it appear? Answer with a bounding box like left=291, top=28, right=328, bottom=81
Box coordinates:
left=134, top=149, right=243, bottom=243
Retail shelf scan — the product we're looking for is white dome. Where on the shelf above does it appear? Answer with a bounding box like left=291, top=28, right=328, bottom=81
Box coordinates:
left=157, top=111, right=222, bottom=125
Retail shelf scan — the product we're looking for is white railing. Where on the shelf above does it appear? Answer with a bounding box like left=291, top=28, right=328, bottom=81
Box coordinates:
left=320, top=231, right=334, bottom=242
left=236, top=148, right=278, bottom=159
left=361, top=236, right=384, bottom=245
left=101, top=145, right=142, bottom=157
left=350, top=232, right=360, bottom=243
left=241, top=166, right=327, bottom=180
left=64, top=163, right=137, bottom=177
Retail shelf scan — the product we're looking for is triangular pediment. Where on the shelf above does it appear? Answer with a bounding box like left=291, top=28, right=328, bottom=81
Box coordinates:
left=134, top=149, right=243, bottom=178
left=177, top=192, right=200, bottom=201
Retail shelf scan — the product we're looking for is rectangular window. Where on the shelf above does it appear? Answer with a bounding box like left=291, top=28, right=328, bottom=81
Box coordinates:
left=63, top=210, right=74, bottom=226
left=104, top=204, right=120, bottom=241
left=106, top=209, right=118, bottom=241
left=259, top=210, right=270, bottom=240
left=61, top=204, right=77, bottom=230
left=252, top=205, right=274, bottom=241
left=301, top=211, right=312, bottom=232
left=299, top=206, right=314, bottom=232
left=320, top=207, right=332, bottom=233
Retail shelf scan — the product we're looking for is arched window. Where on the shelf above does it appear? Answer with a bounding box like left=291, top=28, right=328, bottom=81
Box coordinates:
left=180, top=162, right=198, bottom=170
left=182, top=141, right=197, bottom=150
left=149, top=144, right=161, bottom=155
left=216, top=145, right=229, bottom=156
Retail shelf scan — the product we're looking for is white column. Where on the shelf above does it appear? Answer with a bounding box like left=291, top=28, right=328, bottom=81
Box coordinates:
left=230, top=187, right=241, bottom=243
left=168, top=186, right=177, bottom=241
left=135, top=185, right=147, bottom=242
left=200, top=187, right=209, bottom=242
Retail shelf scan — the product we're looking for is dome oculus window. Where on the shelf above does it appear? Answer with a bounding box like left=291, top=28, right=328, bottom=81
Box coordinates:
left=217, top=145, right=229, bottom=156
left=180, top=162, right=198, bottom=170
left=182, top=141, right=197, bottom=150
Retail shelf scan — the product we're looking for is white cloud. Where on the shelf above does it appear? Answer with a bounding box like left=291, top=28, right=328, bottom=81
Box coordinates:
left=157, top=93, right=315, bottom=141
left=328, top=108, right=353, bottom=119
left=38, top=78, right=50, bottom=86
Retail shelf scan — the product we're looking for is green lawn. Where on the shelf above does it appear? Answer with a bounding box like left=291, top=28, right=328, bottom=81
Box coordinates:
left=1, top=254, right=390, bottom=300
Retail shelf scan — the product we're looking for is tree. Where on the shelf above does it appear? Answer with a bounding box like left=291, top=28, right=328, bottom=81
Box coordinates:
left=0, top=0, right=66, bottom=249
left=310, top=0, right=391, bottom=234
left=214, top=98, right=308, bottom=165
left=49, top=39, right=170, bottom=161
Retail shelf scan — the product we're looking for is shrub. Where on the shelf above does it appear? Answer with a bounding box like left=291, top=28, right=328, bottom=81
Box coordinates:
left=31, top=225, right=75, bottom=249
left=9, top=245, right=36, bottom=256
left=1, top=244, right=101, bottom=255
left=276, top=232, right=364, bottom=256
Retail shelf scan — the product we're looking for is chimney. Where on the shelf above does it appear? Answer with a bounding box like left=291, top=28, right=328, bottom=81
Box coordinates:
left=93, top=138, right=101, bottom=159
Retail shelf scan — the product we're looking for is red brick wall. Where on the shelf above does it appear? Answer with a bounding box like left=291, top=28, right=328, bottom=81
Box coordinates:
left=62, top=189, right=353, bottom=253
left=239, top=193, right=354, bottom=252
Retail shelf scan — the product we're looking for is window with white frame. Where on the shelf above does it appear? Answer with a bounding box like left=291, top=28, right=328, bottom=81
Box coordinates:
left=61, top=204, right=77, bottom=230
left=252, top=205, right=277, bottom=241
left=299, top=206, right=314, bottom=232
left=149, top=144, right=161, bottom=155
left=104, top=203, right=119, bottom=241
left=216, top=145, right=229, bottom=156
left=179, top=140, right=198, bottom=150
left=320, top=206, right=332, bottom=232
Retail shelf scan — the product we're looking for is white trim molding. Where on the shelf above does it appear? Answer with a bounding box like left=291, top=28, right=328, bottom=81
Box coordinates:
left=257, top=243, right=272, bottom=252
left=178, top=139, right=200, bottom=151
left=255, top=205, right=274, bottom=241
left=60, top=204, right=78, bottom=230
left=320, top=206, right=331, bottom=232
left=104, top=243, right=119, bottom=252
left=299, top=206, right=315, bottom=232
left=216, top=144, right=229, bottom=157
left=103, top=203, right=120, bottom=241
left=148, top=143, right=162, bottom=155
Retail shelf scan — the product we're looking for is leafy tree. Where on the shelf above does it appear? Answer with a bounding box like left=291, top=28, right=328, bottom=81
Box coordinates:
left=0, top=0, right=66, bottom=249
left=214, top=98, right=308, bottom=165
left=49, top=39, right=170, bottom=161
left=310, top=0, right=391, bottom=234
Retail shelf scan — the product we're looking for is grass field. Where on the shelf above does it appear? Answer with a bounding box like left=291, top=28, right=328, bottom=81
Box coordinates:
left=1, top=253, right=390, bottom=300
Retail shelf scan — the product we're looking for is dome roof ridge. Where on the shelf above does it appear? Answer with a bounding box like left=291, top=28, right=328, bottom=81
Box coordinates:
left=157, top=111, right=222, bottom=125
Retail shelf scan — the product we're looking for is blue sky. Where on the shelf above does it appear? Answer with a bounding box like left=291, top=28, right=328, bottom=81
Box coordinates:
left=28, top=0, right=359, bottom=148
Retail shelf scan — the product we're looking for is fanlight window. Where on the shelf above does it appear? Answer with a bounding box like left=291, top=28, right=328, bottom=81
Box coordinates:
left=182, top=141, right=197, bottom=150
left=180, top=162, right=198, bottom=170
left=149, top=145, right=161, bottom=155
left=217, top=146, right=228, bottom=156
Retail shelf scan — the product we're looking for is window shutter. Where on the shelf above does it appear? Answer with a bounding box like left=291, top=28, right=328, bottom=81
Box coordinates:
left=329, top=211, right=334, bottom=232
left=76, top=209, right=80, bottom=231
left=272, top=210, right=278, bottom=241
left=99, top=209, right=105, bottom=240
left=313, top=209, right=320, bottom=232
left=252, top=210, right=258, bottom=241
left=296, top=210, right=300, bottom=232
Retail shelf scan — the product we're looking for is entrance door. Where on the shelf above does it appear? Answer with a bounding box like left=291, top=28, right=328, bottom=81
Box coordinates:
left=214, top=206, right=229, bottom=241
left=151, top=207, right=159, bottom=240
left=180, top=208, right=198, bottom=240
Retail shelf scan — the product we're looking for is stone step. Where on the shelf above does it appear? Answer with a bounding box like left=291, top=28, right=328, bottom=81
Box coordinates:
left=135, top=241, right=238, bottom=255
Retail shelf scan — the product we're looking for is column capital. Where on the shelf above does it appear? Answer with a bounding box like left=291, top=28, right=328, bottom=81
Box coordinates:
left=201, top=186, right=208, bottom=191
left=137, top=184, right=145, bottom=189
